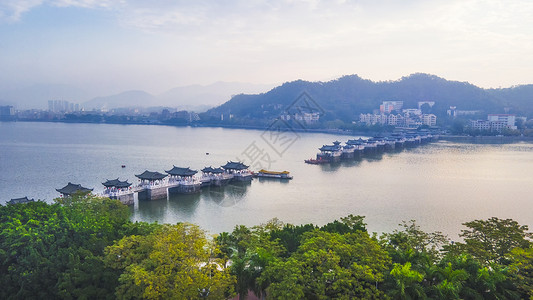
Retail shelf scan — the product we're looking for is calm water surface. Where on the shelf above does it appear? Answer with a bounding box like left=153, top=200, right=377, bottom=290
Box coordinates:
left=1, top=121, right=532, bottom=239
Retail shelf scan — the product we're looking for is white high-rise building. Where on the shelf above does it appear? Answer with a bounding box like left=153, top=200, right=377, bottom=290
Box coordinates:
left=421, top=114, right=437, bottom=126
left=487, top=114, right=515, bottom=127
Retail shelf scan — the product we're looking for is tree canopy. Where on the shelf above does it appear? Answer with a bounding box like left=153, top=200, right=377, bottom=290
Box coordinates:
left=1, top=197, right=532, bottom=299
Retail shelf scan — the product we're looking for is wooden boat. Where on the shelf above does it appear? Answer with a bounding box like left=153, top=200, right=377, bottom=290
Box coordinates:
left=253, top=169, right=293, bottom=179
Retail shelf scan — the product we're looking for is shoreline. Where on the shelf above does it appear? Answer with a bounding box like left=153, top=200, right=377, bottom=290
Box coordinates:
left=4, top=119, right=533, bottom=142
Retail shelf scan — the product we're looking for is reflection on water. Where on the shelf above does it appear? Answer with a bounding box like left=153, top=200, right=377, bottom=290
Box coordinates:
left=168, top=193, right=201, bottom=211
left=135, top=198, right=169, bottom=223
left=255, top=177, right=291, bottom=185
left=208, top=182, right=250, bottom=207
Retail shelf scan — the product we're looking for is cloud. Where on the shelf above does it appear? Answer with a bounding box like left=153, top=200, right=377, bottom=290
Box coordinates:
left=52, top=0, right=119, bottom=9
left=0, top=0, right=119, bottom=22
left=0, top=0, right=44, bottom=22
left=1, top=0, right=532, bottom=89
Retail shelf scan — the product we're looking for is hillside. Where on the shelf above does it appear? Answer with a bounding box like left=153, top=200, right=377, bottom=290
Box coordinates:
left=83, top=90, right=158, bottom=110
left=204, top=74, right=532, bottom=125
left=82, top=82, right=274, bottom=112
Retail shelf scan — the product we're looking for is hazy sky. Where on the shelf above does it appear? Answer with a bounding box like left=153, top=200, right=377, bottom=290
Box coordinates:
left=1, top=0, right=532, bottom=95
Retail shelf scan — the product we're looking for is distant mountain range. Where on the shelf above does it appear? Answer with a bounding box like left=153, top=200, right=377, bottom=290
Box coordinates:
left=0, top=82, right=274, bottom=112
left=2, top=75, right=532, bottom=120
left=205, top=74, right=533, bottom=123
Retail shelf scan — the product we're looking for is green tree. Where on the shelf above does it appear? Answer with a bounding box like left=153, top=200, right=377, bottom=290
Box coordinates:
left=446, top=217, right=532, bottom=265
left=426, top=262, right=468, bottom=299
left=269, top=223, right=317, bottom=256
left=320, top=214, right=367, bottom=234
left=388, top=262, right=425, bottom=299
left=0, top=194, right=133, bottom=299
left=260, top=230, right=390, bottom=299
left=382, top=220, right=449, bottom=265
left=509, top=246, right=533, bottom=298
left=217, top=220, right=284, bottom=299
left=105, top=223, right=235, bottom=299
left=450, top=119, right=467, bottom=135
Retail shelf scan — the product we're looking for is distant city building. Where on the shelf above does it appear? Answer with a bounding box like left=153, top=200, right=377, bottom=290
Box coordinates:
left=380, top=101, right=403, bottom=113
left=470, top=114, right=517, bottom=132
left=487, top=114, right=516, bottom=127
left=294, top=112, right=319, bottom=124
left=387, top=114, right=404, bottom=126
left=447, top=106, right=457, bottom=117
left=359, top=113, right=387, bottom=125
left=470, top=120, right=492, bottom=131
left=421, top=114, right=437, bottom=126
left=456, top=110, right=481, bottom=116
left=282, top=111, right=320, bottom=124
left=360, top=100, right=437, bottom=128
left=360, top=112, right=436, bottom=128
left=48, top=100, right=81, bottom=113
left=0, top=105, right=15, bottom=120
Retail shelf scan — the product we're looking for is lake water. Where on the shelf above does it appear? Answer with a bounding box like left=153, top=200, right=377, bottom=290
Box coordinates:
left=1, top=121, right=532, bottom=239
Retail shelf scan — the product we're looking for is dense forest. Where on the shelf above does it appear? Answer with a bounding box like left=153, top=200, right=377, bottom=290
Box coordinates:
left=1, top=194, right=532, bottom=299
left=202, top=74, right=533, bottom=127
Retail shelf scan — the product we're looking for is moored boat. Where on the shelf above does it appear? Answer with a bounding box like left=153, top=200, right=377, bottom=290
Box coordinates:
left=253, top=169, right=293, bottom=179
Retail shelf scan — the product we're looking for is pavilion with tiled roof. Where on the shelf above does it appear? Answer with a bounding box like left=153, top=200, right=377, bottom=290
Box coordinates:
left=135, top=170, right=167, bottom=181
left=165, top=166, right=198, bottom=177
left=7, top=196, right=35, bottom=205
left=202, top=166, right=225, bottom=174
left=102, top=178, right=132, bottom=189
left=56, top=183, right=93, bottom=197
left=221, top=161, right=249, bottom=171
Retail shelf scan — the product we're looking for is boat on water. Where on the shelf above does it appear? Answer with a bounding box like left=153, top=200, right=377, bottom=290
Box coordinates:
left=254, top=169, right=293, bottom=179
left=304, top=157, right=329, bottom=164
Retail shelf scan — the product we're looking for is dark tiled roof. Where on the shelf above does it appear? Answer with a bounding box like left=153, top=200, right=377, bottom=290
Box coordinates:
left=202, top=166, right=225, bottom=174
left=135, top=171, right=167, bottom=181
left=166, top=166, right=197, bottom=177
left=319, top=145, right=341, bottom=152
left=102, top=178, right=132, bottom=188
left=346, top=139, right=365, bottom=145
left=56, top=182, right=93, bottom=195
left=202, top=166, right=215, bottom=173
left=7, top=196, right=35, bottom=205
left=212, top=167, right=225, bottom=173
left=221, top=161, right=249, bottom=170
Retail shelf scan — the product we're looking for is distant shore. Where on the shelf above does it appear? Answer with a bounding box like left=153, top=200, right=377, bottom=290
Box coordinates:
left=5, top=119, right=533, bottom=141
left=439, top=135, right=533, bottom=142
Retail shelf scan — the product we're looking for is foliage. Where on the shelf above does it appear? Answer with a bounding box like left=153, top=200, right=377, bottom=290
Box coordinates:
left=0, top=194, right=131, bottom=299
left=388, top=262, right=425, bottom=299
left=260, top=230, right=391, bottom=299
left=509, top=246, right=533, bottom=298
left=1, top=199, right=532, bottom=300
left=382, top=220, right=449, bottom=264
left=105, top=223, right=235, bottom=299
left=269, top=223, right=317, bottom=256
left=445, top=217, right=532, bottom=265
left=215, top=219, right=284, bottom=299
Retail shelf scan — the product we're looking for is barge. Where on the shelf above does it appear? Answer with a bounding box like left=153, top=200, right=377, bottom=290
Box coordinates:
left=253, top=169, right=293, bottom=180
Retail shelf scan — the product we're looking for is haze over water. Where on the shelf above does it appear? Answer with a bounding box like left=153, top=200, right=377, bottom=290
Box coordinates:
left=1, top=121, right=532, bottom=238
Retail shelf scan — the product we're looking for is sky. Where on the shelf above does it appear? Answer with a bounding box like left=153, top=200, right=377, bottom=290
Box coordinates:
left=1, top=0, right=533, bottom=96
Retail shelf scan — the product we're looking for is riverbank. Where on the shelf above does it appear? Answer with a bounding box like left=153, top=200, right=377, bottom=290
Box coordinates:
left=6, top=119, right=533, bottom=142
left=440, top=135, right=533, bottom=142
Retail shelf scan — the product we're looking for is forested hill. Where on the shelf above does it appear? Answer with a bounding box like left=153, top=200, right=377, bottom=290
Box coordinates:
left=203, top=74, right=533, bottom=124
